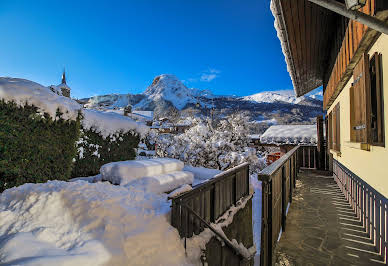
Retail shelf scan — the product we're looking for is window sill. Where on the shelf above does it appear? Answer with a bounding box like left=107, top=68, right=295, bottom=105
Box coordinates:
left=345, top=141, right=371, bottom=151
left=330, top=149, right=342, bottom=157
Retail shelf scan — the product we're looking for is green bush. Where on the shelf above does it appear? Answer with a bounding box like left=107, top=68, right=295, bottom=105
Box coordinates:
left=0, top=100, right=81, bottom=192
left=71, top=127, right=140, bottom=178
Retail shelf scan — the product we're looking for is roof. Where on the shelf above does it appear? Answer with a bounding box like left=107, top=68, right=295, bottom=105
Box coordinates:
left=270, top=0, right=338, bottom=97
left=260, top=124, right=317, bottom=145
left=129, top=110, right=154, bottom=121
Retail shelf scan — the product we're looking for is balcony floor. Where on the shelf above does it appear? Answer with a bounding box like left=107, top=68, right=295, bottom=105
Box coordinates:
left=274, top=169, right=384, bottom=266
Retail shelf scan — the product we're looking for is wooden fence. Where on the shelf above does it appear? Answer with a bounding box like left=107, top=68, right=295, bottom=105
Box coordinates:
left=333, top=160, right=388, bottom=264
left=170, top=163, right=252, bottom=265
left=258, top=146, right=300, bottom=266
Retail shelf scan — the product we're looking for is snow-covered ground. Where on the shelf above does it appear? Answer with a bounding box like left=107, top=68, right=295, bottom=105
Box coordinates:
left=251, top=174, right=262, bottom=265
left=0, top=180, right=189, bottom=266
left=0, top=160, right=261, bottom=265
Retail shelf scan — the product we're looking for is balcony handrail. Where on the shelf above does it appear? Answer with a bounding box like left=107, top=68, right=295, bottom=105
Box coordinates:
left=258, top=146, right=299, bottom=181
left=174, top=162, right=249, bottom=201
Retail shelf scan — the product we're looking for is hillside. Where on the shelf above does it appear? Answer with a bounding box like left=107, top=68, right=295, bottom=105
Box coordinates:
left=81, top=74, right=324, bottom=127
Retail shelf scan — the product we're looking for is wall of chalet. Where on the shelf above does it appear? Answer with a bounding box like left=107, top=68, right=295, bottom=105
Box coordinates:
left=328, top=34, right=388, bottom=198
left=323, top=0, right=388, bottom=110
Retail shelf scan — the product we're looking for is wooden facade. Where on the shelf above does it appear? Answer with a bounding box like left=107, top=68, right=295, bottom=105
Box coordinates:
left=272, top=0, right=388, bottom=104
left=323, top=0, right=388, bottom=110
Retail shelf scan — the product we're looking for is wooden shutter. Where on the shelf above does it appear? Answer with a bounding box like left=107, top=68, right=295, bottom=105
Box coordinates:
left=351, top=53, right=371, bottom=143
left=328, top=112, right=333, bottom=150
left=335, top=103, right=341, bottom=152
left=332, top=109, right=337, bottom=150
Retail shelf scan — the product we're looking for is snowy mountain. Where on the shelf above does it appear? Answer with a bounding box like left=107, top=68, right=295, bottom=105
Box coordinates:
left=242, top=90, right=321, bottom=107
left=140, top=74, right=201, bottom=109
left=5, top=74, right=322, bottom=128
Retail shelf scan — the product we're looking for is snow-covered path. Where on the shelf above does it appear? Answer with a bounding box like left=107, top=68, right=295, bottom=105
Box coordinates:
left=251, top=175, right=262, bottom=265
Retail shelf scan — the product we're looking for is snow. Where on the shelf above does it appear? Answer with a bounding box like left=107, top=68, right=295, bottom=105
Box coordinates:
left=183, top=165, right=223, bottom=186
left=0, top=181, right=190, bottom=266
left=140, top=74, right=212, bottom=110
left=84, top=94, right=133, bottom=109
left=129, top=110, right=154, bottom=121
left=251, top=174, right=262, bottom=265
left=243, top=90, right=306, bottom=105
left=0, top=77, right=81, bottom=120
left=100, top=158, right=184, bottom=185
left=249, top=134, right=261, bottom=140
left=168, top=184, right=193, bottom=198
left=69, top=174, right=102, bottom=183
left=260, top=124, right=317, bottom=145
left=82, top=109, right=149, bottom=138
left=125, top=171, right=194, bottom=194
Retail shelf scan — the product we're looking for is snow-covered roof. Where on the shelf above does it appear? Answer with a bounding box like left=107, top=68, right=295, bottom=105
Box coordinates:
left=0, top=77, right=81, bottom=120
left=128, top=110, right=154, bottom=121
left=260, top=124, right=317, bottom=145
left=82, top=109, right=149, bottom=138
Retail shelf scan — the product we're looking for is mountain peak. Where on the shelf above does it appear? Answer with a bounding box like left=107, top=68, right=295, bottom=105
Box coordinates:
left=145, top=74, right=187, bottom=96
left=143, top=74, right=196, bottom=109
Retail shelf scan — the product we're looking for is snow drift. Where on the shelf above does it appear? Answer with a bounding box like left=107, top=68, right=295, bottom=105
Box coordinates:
left=0, top=181, right=189, bottom=266
left=125, top=171, right=194, bottom=194
left=100, top=158, right=184, bottom=185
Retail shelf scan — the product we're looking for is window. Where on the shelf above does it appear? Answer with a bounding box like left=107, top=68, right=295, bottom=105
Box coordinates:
left=370, top=53, right=385, bottom=146
left=350, top=52, right=385, bottom=146
left=328, top=103, right=341, bottom=152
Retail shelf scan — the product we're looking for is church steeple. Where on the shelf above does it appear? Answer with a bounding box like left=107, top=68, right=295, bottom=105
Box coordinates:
left=61, top=69, right=66, bottom=84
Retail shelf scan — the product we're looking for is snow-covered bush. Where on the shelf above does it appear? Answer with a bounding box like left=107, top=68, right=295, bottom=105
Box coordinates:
left=156, top=114, right=266, bottom=172
left=0, top=100, right=81, bottom=192
left=72, top=109, right=148, bottom=178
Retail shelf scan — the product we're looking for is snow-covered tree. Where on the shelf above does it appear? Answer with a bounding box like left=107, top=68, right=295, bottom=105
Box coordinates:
left=155, top=113, right=266, bottom=172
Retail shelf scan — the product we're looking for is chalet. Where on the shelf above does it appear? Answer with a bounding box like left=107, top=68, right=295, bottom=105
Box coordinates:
left=256, top=0, right=388, bottom=265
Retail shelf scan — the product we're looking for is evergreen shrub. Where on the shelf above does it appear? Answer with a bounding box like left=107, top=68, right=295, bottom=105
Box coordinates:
left=0, top=100, right=81, bottom=192
left=71, top=128, right=140, bottom=178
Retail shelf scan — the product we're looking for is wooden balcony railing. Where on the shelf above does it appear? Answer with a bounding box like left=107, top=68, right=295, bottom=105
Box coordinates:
left=333, top=160, right=388, bottom=263
left=258, top=146, right=301, bottom=266
left=170, top=163, right=252, bottom=265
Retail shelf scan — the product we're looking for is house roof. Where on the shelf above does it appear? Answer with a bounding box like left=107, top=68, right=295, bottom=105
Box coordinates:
left=260, top=124, right=317, bottom=145
left=270, top=0, right=339, bottom=97
left=129, top=110, right=154, bottom=121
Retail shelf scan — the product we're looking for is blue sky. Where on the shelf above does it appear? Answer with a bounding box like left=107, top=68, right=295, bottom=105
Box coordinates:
left=0, top=0, right=297, bottom=99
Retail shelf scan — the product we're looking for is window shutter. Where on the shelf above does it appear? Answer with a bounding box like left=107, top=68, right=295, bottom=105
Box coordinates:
left=350, top=86, right=356, bottom=142
left=332, top=110, right=337, bottom=150
left=335, top=103, right=341, bottom=152
left=328, top=112, right=333, bottom=150
left=352, top=53, right=371, bottom=143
